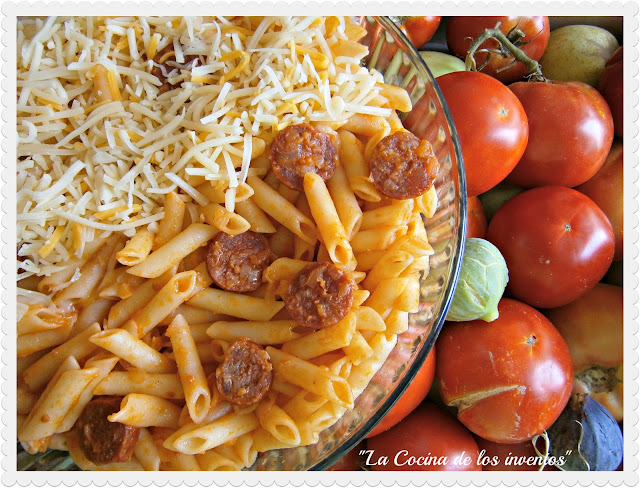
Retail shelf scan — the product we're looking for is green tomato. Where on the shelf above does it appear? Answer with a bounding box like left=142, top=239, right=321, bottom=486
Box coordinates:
left=540, top=25, right=619, bottom=87
left=446, top=238, right=509, bottom=322
left=478, top=180, right=524, bottom=221
left=419, top=51, right=466, bottom=78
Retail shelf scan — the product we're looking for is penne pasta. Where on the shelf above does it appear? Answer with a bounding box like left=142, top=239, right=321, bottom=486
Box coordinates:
left=150, top=427, right=202, bottom=471
left=247, top=175, right=317, bottom=245
left=187, top=288, right=284, bottom=322
left=206, top=320, right=302, bottom=345
left=108, top=393, right=183, bottom=428
left=134, top=428, right=162, bottom=471
left=304, top=172, right=355, bottom=270
left=255, top=393, right=300, bottom=446
left=37, top=238, right=109, bottom=294
left=127, top=223, right=217, bottom=278
left=94, top=371, right=185, bottom=400
left=23, top=323, right=101, bottom=391
left=352, top=306, right=387, bottom=332
left=201, top=202, right=251, bottom=236
left=17, top=323, right=73, bottom=358
left=384, top=309, right=409, bottom=335
left=90, top=328, right=176, bottom=373
left=341, top=113, right=389, bottom=137
left=56, top=354, right=120, bottom=433
left=326, top=164, right=363, bottom=239
left=337, top=129, right=381, bottom=202
left=360, top=199, right=414, bottom=230
left=342, top=331, right=374, bottom=366
left=350, top=225, right=407, bottom=253
left=362, top=250, right=414, bottom=291
left=234, top=198, right=277, bottom=234
left=413, top=185, right=439, bottom=218
left=125, top=271, right=198, bottom=338
left=19, top=363, right=98, bottom=442
left=72, top=297, right=116, bottom=335
left=281, top=312, right=356, bottom=359
left=55, top=235, right=122, bottom=302
left=117, top=229, right=155, bottom=266
left=154, top=191, right=186, bottom=250
left=377, top=82, right=412, bottom=112
left=364, top=277, right=411, bottom=319
left=196, top=449, right=240, bottom=471
left=267, top=347, right=353, bottom=409
left=163, top=413, right=259, bottom=455
left=166, top=315, right=211, bottom=423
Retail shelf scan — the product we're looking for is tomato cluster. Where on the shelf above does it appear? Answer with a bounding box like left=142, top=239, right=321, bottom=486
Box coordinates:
left=328, top=15, right=624, bottom=472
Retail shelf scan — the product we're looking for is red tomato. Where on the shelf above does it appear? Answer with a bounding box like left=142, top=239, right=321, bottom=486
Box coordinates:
left=436, top=298, right=574, bottom=443
left=328, top=441, right=365, bottom=470
left=437, top=71, right=528, bottom=197
left=486, top=186, right=615, bottom=308
left=545, top=283, right=623, bottom=421
left=506, top=81, right=614, bottom=188
left=474, top=436, right=539, bottom=471
left=576, top=139, right=623, bottom=261
left=598, top=46, right=623, bottom=137
left=466, top=196, right=488, bottom=239
left=397, top=16, right=442, bottom=48
left=367, top=348, right=436, bottom=438
left=447, top=16, right=550, bottom=84
left=367, top=402, right=482, bottom=471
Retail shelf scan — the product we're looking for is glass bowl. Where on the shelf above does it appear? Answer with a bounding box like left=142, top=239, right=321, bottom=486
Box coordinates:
left=254, top=15, right=467, bottom=471
left=17, top=15, right=466, bottom=472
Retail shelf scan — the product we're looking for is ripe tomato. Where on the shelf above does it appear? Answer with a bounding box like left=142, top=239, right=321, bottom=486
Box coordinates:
left=367, top=402, right=482, bottom=471
left=486, top=186, right=615, bottom=309
left=396, top=16, right=442, bottom=48
left=598, top=46, right=623, bottom=137
left=447, top=16, right=550, bottom=84
left=436, top=298, right=574, bottom=443
left=367, top=348, right=436, bottom=438
left=544, top=283, right=623, bottom=421
left=437, top=71, right=528, bottom=197
left=474, top=436, right=539, bottom=471
left=576, top=139, right=623, bottom=261
left=466, top=196, right=488, bottom=239
left=506, top=81, right=614, bottom=188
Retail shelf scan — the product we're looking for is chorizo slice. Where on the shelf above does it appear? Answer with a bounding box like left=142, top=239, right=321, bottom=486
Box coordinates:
left=206, top=231, right=275, bottom=293
left=269, top=123, right=338, bottom=190
left=369, top=131, right=440, bottom=200
left=215, top=338, right=273, bottom=406
left=284, top=261, right=355, bottom=329
left=150, top=44, right=199, bottom=94
left=75, top=396, right=140, bottom=465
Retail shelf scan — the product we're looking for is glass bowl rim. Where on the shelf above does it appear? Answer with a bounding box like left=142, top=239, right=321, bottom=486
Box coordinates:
left=309, top=15, right=468, bottom=471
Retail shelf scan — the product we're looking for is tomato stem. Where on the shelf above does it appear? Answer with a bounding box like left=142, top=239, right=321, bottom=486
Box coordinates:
left=465, top=22, right=548, bottom=82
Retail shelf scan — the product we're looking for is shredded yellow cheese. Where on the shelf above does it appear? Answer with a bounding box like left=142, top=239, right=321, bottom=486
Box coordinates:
left=38, top=226, right=65, bottom=258
left=17, top=16, right=393, bottom=281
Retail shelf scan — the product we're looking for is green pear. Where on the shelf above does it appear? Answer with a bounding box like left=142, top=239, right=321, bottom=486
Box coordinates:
left=419, top=51, right=466, bottom=78
left=540, top=25, right=619, bottom=87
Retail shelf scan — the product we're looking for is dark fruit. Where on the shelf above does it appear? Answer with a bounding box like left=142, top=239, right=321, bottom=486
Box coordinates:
left=546, top=394, right=623, bottom=471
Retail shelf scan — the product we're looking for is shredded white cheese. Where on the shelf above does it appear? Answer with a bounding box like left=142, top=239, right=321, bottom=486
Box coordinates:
left=17, top=16, right=396, bottom=282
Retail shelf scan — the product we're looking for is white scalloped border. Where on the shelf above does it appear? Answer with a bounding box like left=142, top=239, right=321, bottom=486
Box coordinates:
left=1, top=2, right=638, bottom=486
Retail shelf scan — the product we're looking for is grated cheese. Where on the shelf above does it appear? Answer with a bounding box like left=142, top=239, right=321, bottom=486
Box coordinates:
left=17, top=16, right=397, bottom=285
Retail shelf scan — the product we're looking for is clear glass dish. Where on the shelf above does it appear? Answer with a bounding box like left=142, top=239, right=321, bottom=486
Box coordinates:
left=17, top=15, right=466, bottom=472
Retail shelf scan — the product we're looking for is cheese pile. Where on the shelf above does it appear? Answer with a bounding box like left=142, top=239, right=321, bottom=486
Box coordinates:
left=16, top=16, right=392, bottom=282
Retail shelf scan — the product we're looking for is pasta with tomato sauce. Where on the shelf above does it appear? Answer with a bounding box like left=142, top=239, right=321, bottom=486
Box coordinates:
left=16, top=15, right=439, bottom=470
